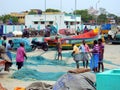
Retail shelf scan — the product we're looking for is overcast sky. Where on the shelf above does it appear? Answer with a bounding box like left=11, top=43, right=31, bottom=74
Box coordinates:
left=0, top=0, right=120, bottom=16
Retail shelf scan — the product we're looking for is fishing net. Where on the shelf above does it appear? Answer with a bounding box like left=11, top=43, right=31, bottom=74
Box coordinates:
left=12, top=38, right=32, bottom=52
left=11, top=52, right=84, bottom=81
left=11, top=67, right=65, bottom=81
left=11, top=53, right=68, bottom=81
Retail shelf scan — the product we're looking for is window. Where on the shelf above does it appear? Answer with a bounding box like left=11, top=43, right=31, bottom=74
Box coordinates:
left=34, top=21, right=38, bottom=24
left=70, top=22, right=74, bottom=25
left=64, top=21, right=68, bottom=25
left=77, top=22, right=79, bottom=24
left=49, top=21, right=53, bottom=24
left=41, top=21, right=45, bottom=24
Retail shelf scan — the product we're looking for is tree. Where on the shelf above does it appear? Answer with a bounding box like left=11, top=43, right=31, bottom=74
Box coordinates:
left=0, top=15, right=18, bottom=24
left=45, top=8, right=61, bottom=12
left=11, top=16, right=18, bottom=24
left=99, top=8, right=107, bottom=15
left=98, top=14, right=108, bottom=24
left=73, top=9, right=94, bottom=23
left=107, top=13, right=116, bottom=19
left=28, top=10, right=37, bottom=15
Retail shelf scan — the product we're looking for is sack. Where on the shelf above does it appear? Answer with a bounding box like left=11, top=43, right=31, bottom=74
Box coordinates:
left=68, top=68, right=91, bottom=74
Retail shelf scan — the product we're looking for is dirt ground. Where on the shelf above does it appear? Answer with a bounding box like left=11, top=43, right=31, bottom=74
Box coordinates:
left=0, top=44, right=120, bottom=90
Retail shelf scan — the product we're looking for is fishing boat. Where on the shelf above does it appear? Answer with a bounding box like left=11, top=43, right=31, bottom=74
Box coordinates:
left=44, top=28, right=99, bottom=49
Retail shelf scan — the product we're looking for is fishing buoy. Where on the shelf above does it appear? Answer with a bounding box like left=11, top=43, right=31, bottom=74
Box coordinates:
left=14, top=87, right=25, bottom=90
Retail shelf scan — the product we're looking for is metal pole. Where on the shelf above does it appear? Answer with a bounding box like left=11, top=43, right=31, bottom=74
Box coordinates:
left=60, top=0, right=62, bottom=12
left=75, top=0, right=77, bottom=31
left=60, top=0, right=62, bottom=29
left=96, top=2, right=98, bottom=27
left=96, top=0, right=100, bottom=27
left=45, top=0, right=46, bottom=27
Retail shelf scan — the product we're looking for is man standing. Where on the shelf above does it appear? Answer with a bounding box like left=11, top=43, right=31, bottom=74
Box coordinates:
left=79, top=40, right=90, bottom=68
left=56, top=39, right=62, bottom=60
left=98, top=39, right=104, bottom=72
left=0, top=45, right=12, bottom=72
left=6, top=40, right=13, bottom=61
left=16, top=42, right=27, bottom=70
left=71, top=44, right=80, bottom=68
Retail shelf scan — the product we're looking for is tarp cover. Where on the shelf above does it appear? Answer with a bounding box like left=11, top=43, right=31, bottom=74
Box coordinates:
left=53, top=72, right=96, bottom=90
left=26, top=82, right=53, bottom=90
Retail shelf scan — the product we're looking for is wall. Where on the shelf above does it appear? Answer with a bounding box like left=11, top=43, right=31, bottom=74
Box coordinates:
left=3, top=25, right=25, bottom=34
left=25, top=14, right=82, bottom=30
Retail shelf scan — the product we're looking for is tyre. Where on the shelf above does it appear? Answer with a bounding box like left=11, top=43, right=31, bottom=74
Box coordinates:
left=31, top=45, right=36, bottom=51
left=42, top=45, right=48, bottom=51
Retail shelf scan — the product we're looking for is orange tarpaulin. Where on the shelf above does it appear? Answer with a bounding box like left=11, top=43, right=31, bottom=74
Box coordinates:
left=72, top=28, right=99, bottom=39
left=14, top=87, right=26, bottom=90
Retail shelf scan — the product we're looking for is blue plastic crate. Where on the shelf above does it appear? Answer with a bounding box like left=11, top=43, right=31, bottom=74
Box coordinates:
left=96, top=69, right=120, bottom=90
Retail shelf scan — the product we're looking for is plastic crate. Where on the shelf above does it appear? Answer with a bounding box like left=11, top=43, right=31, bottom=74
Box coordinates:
left=96, top=69, right=120, bottom=90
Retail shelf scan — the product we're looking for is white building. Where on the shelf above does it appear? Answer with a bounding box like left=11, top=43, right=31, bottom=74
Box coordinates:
left=25, top=13, right=81, bottom=30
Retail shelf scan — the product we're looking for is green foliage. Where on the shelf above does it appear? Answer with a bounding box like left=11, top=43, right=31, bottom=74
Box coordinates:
left=0, top=15, right=18, bottom=24
left=28, top=10, right=37, bottom=15
left=107, top=14, right=120, bottom=24
left=98, top=14, right=108, bottom=24
left=45, top=8, right=61, bottom=12
left=107, top=13, right=116, bottom=18
left=11, top=16, right=18, bottom=24
left=73, top=9, right=94, bottom=23
left=0, top=8, right=119, bottom=25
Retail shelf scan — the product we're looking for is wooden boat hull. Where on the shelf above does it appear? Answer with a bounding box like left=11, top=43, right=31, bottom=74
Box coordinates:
left=44, top=28, right=99, bottom=49
left=47, top=36, right=98, bottom=49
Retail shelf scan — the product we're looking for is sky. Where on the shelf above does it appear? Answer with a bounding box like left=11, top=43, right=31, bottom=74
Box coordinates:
left=0, top=0, right=120, bottom=16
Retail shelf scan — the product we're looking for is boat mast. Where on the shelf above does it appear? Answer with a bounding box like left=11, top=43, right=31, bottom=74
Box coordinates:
left=75, top=0, right=77, bottom=31
left=60, top=0, right=62, bottom=29
left=45, top=0, right=46, bottom=27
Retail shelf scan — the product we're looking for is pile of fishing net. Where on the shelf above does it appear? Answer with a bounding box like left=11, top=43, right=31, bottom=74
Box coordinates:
left=11, top=67, right=65, bottom=81
left=12, top=38, right=32, bottom=52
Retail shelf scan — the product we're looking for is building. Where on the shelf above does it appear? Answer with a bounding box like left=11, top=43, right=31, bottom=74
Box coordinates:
left=10, top=11, right=28, bottom=24
left=9, top=9, right=42, bottom=24
left=25, top=13, right=81, bottom=30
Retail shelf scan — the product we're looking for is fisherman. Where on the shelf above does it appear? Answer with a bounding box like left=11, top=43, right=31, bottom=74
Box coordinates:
left=79, top=40, right=90, bottom=68
left=83, top=25, right=89, bottom=33
left=98, top=39, right=104, bottom=72
left=16, top=42, right=27, bottom=70
left=71, top=44, right=80, bottom=68
left=76, top=26, right=80, bottom=35
left=90, top=40, right=99, bottom=72
left=0, top=44, right=12, bottom=72
left=56, top=39, right=62, bottom=60
left=2, top=36, right=7, bottom=45
left=5, top=40, right=13, bottom=61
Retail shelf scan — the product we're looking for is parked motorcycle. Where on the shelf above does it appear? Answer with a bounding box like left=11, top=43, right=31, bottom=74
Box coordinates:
left=22, top=30, right=29, bottom=38
left=31, top=39, right=48, bottom=51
